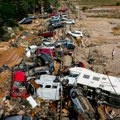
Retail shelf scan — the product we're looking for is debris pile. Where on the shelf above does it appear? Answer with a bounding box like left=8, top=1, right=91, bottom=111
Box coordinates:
left=0, top=2, right=120, bottom=120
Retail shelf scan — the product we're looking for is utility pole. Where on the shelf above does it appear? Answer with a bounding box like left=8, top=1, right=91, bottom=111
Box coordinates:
left=76, top=5, right=80, bottom=19
left=63, top=23, right=66, bottom=39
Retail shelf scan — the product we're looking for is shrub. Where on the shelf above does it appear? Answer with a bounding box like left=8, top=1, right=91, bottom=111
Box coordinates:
left=116, top=2, right=120, bottom=6
left=82, top=6, right=88, bottom=11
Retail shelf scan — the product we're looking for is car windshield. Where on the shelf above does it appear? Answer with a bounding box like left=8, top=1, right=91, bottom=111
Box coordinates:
left=46, top=44, right=54, bottom=47
left=108, top=97, right=120, bottom=108
left=14, top=81, right=25, bottom=88
left=69, top=73, right=79, bottom=77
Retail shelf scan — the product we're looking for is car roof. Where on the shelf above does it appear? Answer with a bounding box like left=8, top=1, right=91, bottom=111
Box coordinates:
left=14, top=71, right=26, bottom=81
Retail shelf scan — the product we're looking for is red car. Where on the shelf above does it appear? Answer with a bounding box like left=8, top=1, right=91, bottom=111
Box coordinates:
left=36, top=47, right=56, bottom=57
left=58, top=8, right=68, bottom=13
left=38, top=31, right=56, bottom=38
left=11, top=71, right=30, bottom=98
left=50, top=11, right=58, bottom=17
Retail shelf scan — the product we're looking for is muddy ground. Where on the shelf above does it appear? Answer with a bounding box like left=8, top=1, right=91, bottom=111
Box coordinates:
left=73, top=6, right=120, bottom=77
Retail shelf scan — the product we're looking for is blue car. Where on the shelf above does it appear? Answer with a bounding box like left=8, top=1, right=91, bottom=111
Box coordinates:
left=55, top=40, right=75, bottom=49
left=49, top=16, right=61, bottom=23
left=48, top=22, right=65, bottom=30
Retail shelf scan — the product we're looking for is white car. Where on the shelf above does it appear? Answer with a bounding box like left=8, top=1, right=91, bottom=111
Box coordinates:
left=64, top=19, right=75, bottom=24
left=26, top=45, right=37, bottom=52
left=26, top=45, right=37, bottom=58
left=67, top=30, right=83, bottom=38
left=41, top=41, right=55, bottom=48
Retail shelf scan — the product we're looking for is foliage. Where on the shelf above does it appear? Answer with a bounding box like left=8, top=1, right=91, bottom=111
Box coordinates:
left=0, top=0, right=54, bottom=21
left=116, top=2, right=120, bottom=6
left=82, top=6, right=88, bottom=12
left=0, top=0, right=55, bottom=39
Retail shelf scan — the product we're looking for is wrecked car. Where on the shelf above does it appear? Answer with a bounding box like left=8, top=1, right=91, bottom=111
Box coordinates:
left=70, top=88, right=95, bottom=118
left=48, top=22, right=65, bottom=30
left=49, top=11, right=58, bottom=17
left=63, top=19, right=75, bottom=25
left=3, top=115, right=32, bottom=120
left=11, top=71, right=30, bottom=98
left=26, top=45, right=37, bottom=53
left=67, top=30, right=83, bottom=38
left=36, top=52, right=53, bottom=66
left=36, top=47, right=56, bottom=57
left=55, top=39, right=76, bottom=50
left=38, top=30, right=56, bottom=38
left=18, top=17, right=32, bottom=24
left=49, top=17, right=61, bottom=23
left=58, top=8, right=68, bottom=13
left=25, top=67, right=51, bottom=77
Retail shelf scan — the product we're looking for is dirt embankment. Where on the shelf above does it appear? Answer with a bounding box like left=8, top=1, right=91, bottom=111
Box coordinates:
left=0, top=47, right=25, bottom=99
left=0, top=47, right=25, bottom=68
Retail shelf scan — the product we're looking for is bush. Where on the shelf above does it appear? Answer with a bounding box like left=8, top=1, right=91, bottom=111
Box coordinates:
left=5, top=19, right=18, bottom=27
left=116, top=2, right=120, bottom=6
left=82, top=6, right=88, bottom=11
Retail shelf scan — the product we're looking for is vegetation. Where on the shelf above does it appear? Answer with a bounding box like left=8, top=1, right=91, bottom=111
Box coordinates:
left=0, top=0, right=56, bottom=39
